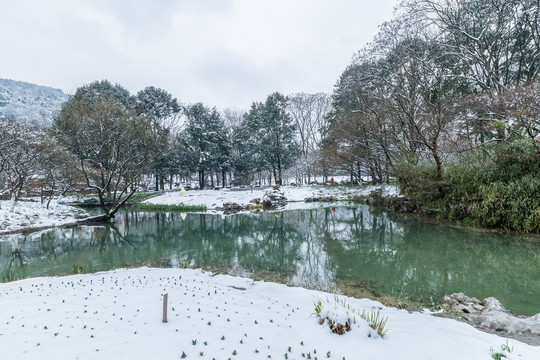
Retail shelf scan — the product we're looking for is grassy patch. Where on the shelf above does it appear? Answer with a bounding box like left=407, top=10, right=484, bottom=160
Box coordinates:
left=134, top=203, right=207, bottom=212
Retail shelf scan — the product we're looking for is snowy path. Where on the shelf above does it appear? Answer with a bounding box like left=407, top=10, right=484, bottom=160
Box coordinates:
left=0, top=267, right=538, bottom=360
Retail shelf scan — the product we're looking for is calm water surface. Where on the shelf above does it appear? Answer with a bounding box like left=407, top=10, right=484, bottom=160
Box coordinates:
left=1, top=206, right=539, bottom=315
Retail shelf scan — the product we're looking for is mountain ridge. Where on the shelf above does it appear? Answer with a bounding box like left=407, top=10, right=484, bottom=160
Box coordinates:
left=0, top=77, right=69, bottom=125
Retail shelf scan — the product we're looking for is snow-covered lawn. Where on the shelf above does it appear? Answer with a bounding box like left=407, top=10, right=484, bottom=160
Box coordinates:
left=0, top=198, right=87, bottom=234
left=0, top=267, right=537, bottom=359
left=144, top=184, right=400, bottom=211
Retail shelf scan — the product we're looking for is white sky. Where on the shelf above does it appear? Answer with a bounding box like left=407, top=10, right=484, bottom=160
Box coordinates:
left=0, top=0, right=398, bottom=110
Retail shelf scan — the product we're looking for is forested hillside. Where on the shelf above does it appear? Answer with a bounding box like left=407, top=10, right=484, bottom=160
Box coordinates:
left=0, top=78, right=68, bottom=125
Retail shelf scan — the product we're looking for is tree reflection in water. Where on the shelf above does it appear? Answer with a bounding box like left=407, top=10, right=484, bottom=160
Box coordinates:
left=1, top=206, right=539, bottom=315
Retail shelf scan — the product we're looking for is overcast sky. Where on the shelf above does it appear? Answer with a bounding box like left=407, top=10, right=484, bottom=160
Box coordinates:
left=1, top=0, right=398, bottom=110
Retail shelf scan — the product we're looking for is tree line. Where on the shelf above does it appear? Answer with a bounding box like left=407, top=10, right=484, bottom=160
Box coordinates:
left=323, top=0, right=540, bottom=231
left=1, top=0, right=539, bottom=231
left=0, top=80, right=331, bottom=218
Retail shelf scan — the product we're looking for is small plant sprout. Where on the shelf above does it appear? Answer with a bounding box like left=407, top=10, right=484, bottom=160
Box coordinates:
left=490, top=340, right=513, bottom=360
left=192, top=339, right=197, bottom=345
left=501, top=340, right=513, bottom=353
left=315, top=294, right=389, bottom=337
left=362, top=309, right=388, bottom=337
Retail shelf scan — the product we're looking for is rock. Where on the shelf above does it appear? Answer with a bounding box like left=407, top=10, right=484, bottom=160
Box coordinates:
left=249, top=198, right=261, bottom=204
left=262, top=189, right=287, bottom=207
left=443, top=293, right=485, bottom=313
left=388, top=197, right=417, bottom=213
left=222, top=202, right=243, bottom=211
left=443, top=292, right=540, bottom=335
left=245, top=204, right=260, bottom=210
left=304, top=196, right=336, bottom=203
left=367, top=189, right=384, bottom=205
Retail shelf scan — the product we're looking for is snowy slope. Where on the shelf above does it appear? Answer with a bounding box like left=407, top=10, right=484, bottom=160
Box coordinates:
left=0, top=267, right=538, bottom=360
left=0, top=78, right=68, bottom=125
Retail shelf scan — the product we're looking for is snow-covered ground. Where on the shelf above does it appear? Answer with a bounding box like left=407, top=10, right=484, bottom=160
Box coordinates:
left=0, top=198, right=87, bottom=234
left=0, top=185, right=397, bottom=235
left=144, top=184, right=400, bottom=212
left=0, top=267, right=537, bottom=360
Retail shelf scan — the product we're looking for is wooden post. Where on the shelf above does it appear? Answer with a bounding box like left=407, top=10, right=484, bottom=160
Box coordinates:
left=162, top=293, right=168, bottom=323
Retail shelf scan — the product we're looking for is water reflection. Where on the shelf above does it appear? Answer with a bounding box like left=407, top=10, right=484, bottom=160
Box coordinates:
left=1, top=206, right=539, bottom=315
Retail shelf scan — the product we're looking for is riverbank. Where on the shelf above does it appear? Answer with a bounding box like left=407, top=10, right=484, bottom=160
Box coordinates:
left=1, top=267, right=538, bottom=359
left=143, top=184, right=400, bottom=211
left=0, top=198, right=87, bottom=235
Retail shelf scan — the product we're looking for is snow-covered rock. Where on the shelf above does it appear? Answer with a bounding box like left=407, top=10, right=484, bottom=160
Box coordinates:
left=444, top=292, right=540, bottom=335
left=262, top=188, right=287, bottom=207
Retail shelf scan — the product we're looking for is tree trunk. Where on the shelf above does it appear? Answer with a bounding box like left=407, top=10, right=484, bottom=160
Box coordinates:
left=277, top=155, right=283, bottom=185
left=198, top=169, right=205, bottom=189
left=9, top=192, right=17, bottom=213
left=222, top=170, right=226, bottom=188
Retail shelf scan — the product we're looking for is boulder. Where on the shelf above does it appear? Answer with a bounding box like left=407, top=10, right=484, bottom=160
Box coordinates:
left=443, top=292, right=540, bottom=335
left=222, top=202, right=243, bottom=211
left=367, top=189, right=384, bottom=205
left=262, top=188, right=287, bottom=207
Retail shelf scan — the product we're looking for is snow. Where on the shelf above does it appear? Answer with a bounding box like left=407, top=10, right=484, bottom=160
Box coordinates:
left=0, top=198, right=87, bottom=235
left=144, top=184, right=401, bottom=212
left=0, top=78, right=68, bottom=125
left=0, top=267, right=538, bottom=359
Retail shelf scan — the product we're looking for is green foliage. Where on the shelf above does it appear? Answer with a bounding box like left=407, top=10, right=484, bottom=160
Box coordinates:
left=134, top=203, right=206, bottom=212
left=238, top=92, right=300, bottom=184
left=396, top=159, right=442, bottom=204
left=180, top=103, right=231, bottom=188
left=71, top=264, right=88, bottom=274
left=490, top=340, right=513, bottom=359
left=398, top=140, right=540, bottom=232
left=1, top=268, right=27, bottom=282
left=361, top=309, right=388, bottom=337
left=472, top=175, right=540, bottom=232
left=1, top=268, right=16, bottom=282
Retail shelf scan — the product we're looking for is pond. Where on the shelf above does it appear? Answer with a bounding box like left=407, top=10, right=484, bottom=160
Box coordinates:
left=1, top=206, right=539, bottom=316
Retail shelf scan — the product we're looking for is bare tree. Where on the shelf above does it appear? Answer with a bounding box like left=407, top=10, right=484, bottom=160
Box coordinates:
left=52, top=81, right=158, bottom=220
left=0, top=117, right=46, bottom=211
left=287, top=93, right=331, bottom=184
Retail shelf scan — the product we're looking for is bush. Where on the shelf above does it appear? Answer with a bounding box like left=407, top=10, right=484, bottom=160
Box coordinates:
left=396, top=139, right=540, bottom=232
left=472, top=175, right=540, bottom=232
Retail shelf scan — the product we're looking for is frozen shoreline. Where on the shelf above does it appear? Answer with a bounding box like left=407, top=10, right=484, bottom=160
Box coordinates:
left=0, top=267, right=538, bottom=359
left=144, top=184, right=400, bottom=212
left=0, top=198, right=87, bottom=236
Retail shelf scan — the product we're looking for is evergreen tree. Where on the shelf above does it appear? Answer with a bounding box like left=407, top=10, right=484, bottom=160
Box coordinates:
left=135, top=86, right=181, bottom=190
left=183, top=103, right=229, bottom=189
left=241, top=92, right=300, bottom=185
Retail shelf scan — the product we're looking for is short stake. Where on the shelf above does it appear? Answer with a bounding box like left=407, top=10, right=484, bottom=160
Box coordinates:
left=162, top=293, right=168, bottom=323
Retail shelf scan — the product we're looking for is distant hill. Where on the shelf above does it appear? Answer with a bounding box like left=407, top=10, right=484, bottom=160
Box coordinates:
left=0, top=78, right=69, bottom=126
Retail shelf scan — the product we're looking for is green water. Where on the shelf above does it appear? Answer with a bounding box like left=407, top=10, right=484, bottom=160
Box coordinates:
left=1, top=206, right=539, bottom=315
